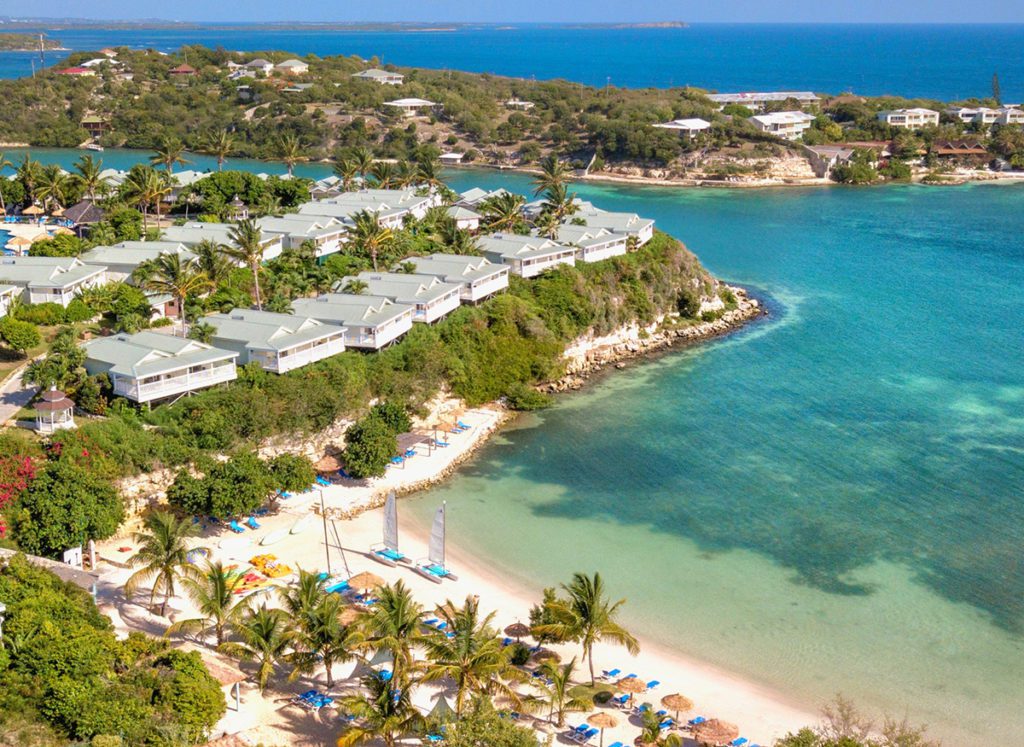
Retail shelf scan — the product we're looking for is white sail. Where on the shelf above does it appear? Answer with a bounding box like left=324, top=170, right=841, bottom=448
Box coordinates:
left=427, top=502, right=446, bottom=566
left=383, top=490, right=399, bottom=551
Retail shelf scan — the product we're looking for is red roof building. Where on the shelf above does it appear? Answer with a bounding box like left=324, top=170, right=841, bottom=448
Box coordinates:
left=57, top=67, right=96, bottom=76
left=169, top=64, right=197, bottom=76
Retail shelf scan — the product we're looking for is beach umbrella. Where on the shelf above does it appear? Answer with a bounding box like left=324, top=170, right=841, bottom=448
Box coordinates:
left=315, top=453, right=342, bottom=473
left=692, top=718, right=740, bottom=746
left=53, top=226, right=75, bottom=235
left=50, top=207, right=65, bottom=217
left=586, top=712, right=619, bottom=747
left=615, top=676, right=646, bottom=704
left=347, top=570, right=385, bottom=592
left=532, top=648, right=561, bottom=663
left=7, top=235, right=33, bottom=247
left=504, top=622, right=530, bottom=641
left=22, top=204, right=44, bottom=216
left=661, top=693, right=694, bottom=723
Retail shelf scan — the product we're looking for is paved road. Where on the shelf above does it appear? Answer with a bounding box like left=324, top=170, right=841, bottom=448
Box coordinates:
left=0, top=365, right=37, bottom=426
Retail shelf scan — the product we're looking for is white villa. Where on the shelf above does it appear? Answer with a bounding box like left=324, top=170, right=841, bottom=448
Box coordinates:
left=352, top=69, right=404, bottom=85
left=456, top=187, right=511, bottom=207
left=707, top=91, right=820, bottom=111
left=298, top=188, right=441, bottom=227
left=204, top=309, right=346, bottom=374
left=292, top=294, right=415, bottom=350
left=948, top=106, right=1024, bottom=126
left=750, top=111, right=816, bottom=140
left=275, top=59, right=309, bottom=75
left=79, top=241, right=195, bottom=282
left=82, top=331, right=238, bottom=404
left=0, top=285, right=17, bottom=317
left=478, top=234, right=577, bottom=278
left=352, top=272, right=462, bottom=324
left=162, top=222, right=285, bottom=261
left=384, top=98, right=438, bottom=116
left=504, top=99, right=535, bottom=111
left=257, top=215, right=347, bottom=257
left=244, top=58, right=274, bottom=74
left=446, top=206, right=482, bottom=231
left=549, top=224, right=629, bottom=263
left=407, top=254, right=510, bottom=303
left=653, top=118, right=712, bottom=137
left=0, top=257, right=107, bottom=306
left=572, top=207, right=655, bottom=246
left=877, top=108, right=940, bottom=129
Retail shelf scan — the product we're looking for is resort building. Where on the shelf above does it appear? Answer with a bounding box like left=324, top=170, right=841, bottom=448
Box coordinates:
left=79, top=241, right=195, bottom=282
left=456, top=187, right=511, bottom=207
left=161, top=222, right=285, bottom=261
left=478, top=234, right=577, bottom=278
left=548, top=224, right=629, bottom=263
left=877, top=108, right=940, bottom=129
left=298, top=188, right=441, bottom=227
left=351, top=272, right=462, bottom=324
left=169, top=64, right=197, bottom=78
left=406, top=254, right=510, bottom=303
left=707, top=91, right=820, bottom=110
left=0, top=257, right=107, bottom=306
left=446, top=205, right=482, bottom=231
left=63, top=199, right=106, bottom=236
left=81, top=331, right=239, bottom=404
left=997, top=107, right=1024, bottom=125
left=384, top=98, right=439, bottom=117
left=256, top=215, right=347, bottom=257
left=504, top=99, right=535, bottom=110
left=439, top=152, right=465, bottom=165
left=274, top=59, right=309, bottom=75
left=80, top=114, right=111, bottom=139
left=57, top=67, right=96, bottom=77
left=653, top=118, right=712, bottom=137
left=352, top=68, right=404, bottom=85
left=203, top=309, right=346, bottom=374
left=292, top=294, right=415, bottom=350
left=283, top=82, right=314, bottom=94
left=0, top=285, right=17, bottom=317
left=571, top=208, right=655, bottom=246
left=244, top=59, right=274, bottom=74
left=750, top=111, right=816, bottom=140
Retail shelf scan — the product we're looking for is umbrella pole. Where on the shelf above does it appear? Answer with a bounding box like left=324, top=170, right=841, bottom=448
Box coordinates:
left=600, top=728, right=604, bottom=747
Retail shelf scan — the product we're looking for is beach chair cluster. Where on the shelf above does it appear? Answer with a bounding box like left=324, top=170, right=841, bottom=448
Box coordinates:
left=420, top=615, right=455, bottom=638
left=565, top=724, right=600, bottom=744
left=228, top=516, right=262, bottom=533
left=292, top=689, right=334, bottom=712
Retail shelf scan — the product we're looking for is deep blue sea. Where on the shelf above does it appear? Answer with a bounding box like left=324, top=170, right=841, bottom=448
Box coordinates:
left=5, top=147, right=1024, bottom=745
left=1, top=24, right=1023, bottom=99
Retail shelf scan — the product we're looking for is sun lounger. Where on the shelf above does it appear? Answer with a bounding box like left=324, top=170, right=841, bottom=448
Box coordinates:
left=246, top=516, right=260, bottom=530
left=315, top=476, right=331, bottom=487
left=608, top=743, right=624, bottom=747
left=685, top=716, right=707, bottom=731
left=390, top=456, right=404, bottom=465
left=612, top=694, right=629, bottom=707
left=433, top=439, right=449, bottom=447
left=325, top=580, right=350, bottom=594
left=731, top=739, right=748, bottom=747
left=229, top=520, right=245, bottom=533
left=457, top=420, right=472, bottom=430
left=426, top=735, right=445, bottom=743
left=601, top=668, right=622, bottom=680
left=646, top=679, right=660, bottom=689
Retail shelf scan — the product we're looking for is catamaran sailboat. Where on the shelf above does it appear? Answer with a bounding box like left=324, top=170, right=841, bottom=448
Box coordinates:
left=370, top=491, right=410, bottom=567
left=413, top=501, right=458, bottom=583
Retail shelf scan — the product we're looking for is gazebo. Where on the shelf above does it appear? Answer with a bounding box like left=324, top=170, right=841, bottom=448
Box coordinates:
left=227, top=195, right=249, bottom=221
left=34, top=387, right=75, bottom=434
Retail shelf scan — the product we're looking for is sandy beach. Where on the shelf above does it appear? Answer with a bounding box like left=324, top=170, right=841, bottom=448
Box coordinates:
left=95, top=404, right=815, bottom=746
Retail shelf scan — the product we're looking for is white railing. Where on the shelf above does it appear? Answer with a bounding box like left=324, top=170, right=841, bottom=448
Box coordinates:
left=271, top=337, right=345, bottom=373
left=114, top=363, right=237, bottom=402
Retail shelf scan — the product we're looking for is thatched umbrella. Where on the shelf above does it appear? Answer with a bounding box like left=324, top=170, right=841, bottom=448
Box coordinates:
left=692, top=718, right=740, bottom=746
left=532, top=648, right=561, bottom=663
left=504, top=622, right=530, bottom=641
left=661, top=693, right=694, bottom=723
left=22, top=204, right=44, bottom=216
left=347, top=570, right=385, bottom=592
left=7, top=235, right=33, bottom=250
left=616, top=676, right=646, bottom=704
left=53, top=225, right=75, bottom=235
left=587, top=712, right=619, bottom=747
left=315, top=454, right=342, bottom=473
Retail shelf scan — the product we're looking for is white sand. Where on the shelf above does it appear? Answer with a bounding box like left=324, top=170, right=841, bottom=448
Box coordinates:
left=96, top=407, right=816, bottom=745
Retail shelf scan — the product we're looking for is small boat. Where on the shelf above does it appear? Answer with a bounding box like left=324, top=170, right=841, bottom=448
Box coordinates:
left=82, top=142, right=104, bottom=151
left=413, top=502, right=458, bottom=583
left=290, top=513, right=315, bottom=535
left=370, top=491, right=410, bottom=567
left=260, top=528, right=289, bottom=546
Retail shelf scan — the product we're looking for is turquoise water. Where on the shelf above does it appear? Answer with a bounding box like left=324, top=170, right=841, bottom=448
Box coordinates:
left=2, top=24, right=1023, bottom=99
left=9, top=147, right=1024, bottom=742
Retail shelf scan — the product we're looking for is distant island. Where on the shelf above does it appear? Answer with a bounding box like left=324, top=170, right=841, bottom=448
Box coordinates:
left=0, top=32, right=64, bottom=51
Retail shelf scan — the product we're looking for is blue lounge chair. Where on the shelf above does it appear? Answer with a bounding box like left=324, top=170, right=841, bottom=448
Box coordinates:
left=378, top=669, right=393, bottom=681
left=646, top=679, right=661, bottom=689
left=325, top=580, right=350, bottom=594
left=502, top=637, right=513, bottom=646
left=246, top=516, right=260, bottom=530
left=229, top=520, right=245, bottom=533
left=390, top=455, right=404, bottom=465
left=608, top=743, right=625, bottom=747
left=612, top=694, right=629, bottom=706
left=688, top=716, right=707, bottom=728
left=731, top=739, right=749, bottom=747
left=315, top=476, right=331, bottom=486
left=433, top=439, right=449, bottom=447
left=602, top=667, right=622, bottom=679
left=457, top=420, right=472, bottom=430
left=426, top=735, right=444, bottom=743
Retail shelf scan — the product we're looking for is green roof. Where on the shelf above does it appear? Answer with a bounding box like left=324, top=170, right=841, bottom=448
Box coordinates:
left=205, top=310, right=346, bottom=351
left=82, top=331, right=237, bottom=377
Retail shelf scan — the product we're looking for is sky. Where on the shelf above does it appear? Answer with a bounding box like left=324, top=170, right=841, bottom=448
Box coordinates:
left=11, top=1, right=1024, bottom=24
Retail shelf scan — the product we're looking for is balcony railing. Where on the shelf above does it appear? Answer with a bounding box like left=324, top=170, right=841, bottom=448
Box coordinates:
left=114, top=363, right=237, bottom=402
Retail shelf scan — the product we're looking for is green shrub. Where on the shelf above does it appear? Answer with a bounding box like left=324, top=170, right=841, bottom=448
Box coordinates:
left=13, top=302, right=66, bottom=326
left=504, top=383, right=552, bottom=411
left=0, top=317, right=41, bottom=355
left=268, top=453, right=316, bottom=492
left=343, top=414, right=397, bottom=479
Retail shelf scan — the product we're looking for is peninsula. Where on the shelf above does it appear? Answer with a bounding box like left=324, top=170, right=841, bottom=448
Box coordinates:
left=0, top=32, right=64, bottom=51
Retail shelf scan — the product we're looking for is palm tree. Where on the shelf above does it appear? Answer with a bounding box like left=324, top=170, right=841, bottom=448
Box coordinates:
left=420, top=595, right=526, bottom=714
left=480, top=192, right=526, bottom=233
left=277, top=133, right=307, bottom=177
left=288, top=593, right=362, bottom=688
left=225, top=219, right=268, bottom=309
left=189, top=320, right=216, bottom=344
left=348, top=146, right=375, bottom=182
left=542, top=181, right=578, bottom=222
left=415, top=154, right=444, bottom=191
left=278, top=568, right=327, bottom=620
left=434, top=217, right=480, bottom=255
left=165, top=560, right=247, bottom=645
left=532, top=153, right=569, bottom=196
left=346, top=211, right=394, bottom=272
left=337, top=674, right=422, bottom=747
left=532, top=657, right=590, bottom=727
left=533, top=572, right=639, bottom=685
left=357, top=580, right=424, bottom=683
left=370, top=161, right=395, bottom=189
left=221, top=603, right=292, bottom=693
left=150, top=136, right=190, bottom=175
left=394, top=160, right=418, bottom=188
left=73, top=154, right=105, bottom=201
left=122, top=166, right=171, bottom=235
left=16, top=154, right=41, bottom=205
left=333, top=156, right=360, bottom=191
left=0, top=152, right=11, bottom=216
left=135, top=253, right=213, bottom=336
left=341, top=278, right=369, bottom=295
left=206, top=129, right=234, bottom=171
left=35, top=164, right=73, bottom=211
left=193, top=238, right=233, bottom=285
left=124, top=511, right=202, bottom=617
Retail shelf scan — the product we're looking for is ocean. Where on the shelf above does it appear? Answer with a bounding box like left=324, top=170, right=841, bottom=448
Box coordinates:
left=6, top=147, right=1024, bottom=744
left=1, top=24, right=1023, bottom=100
